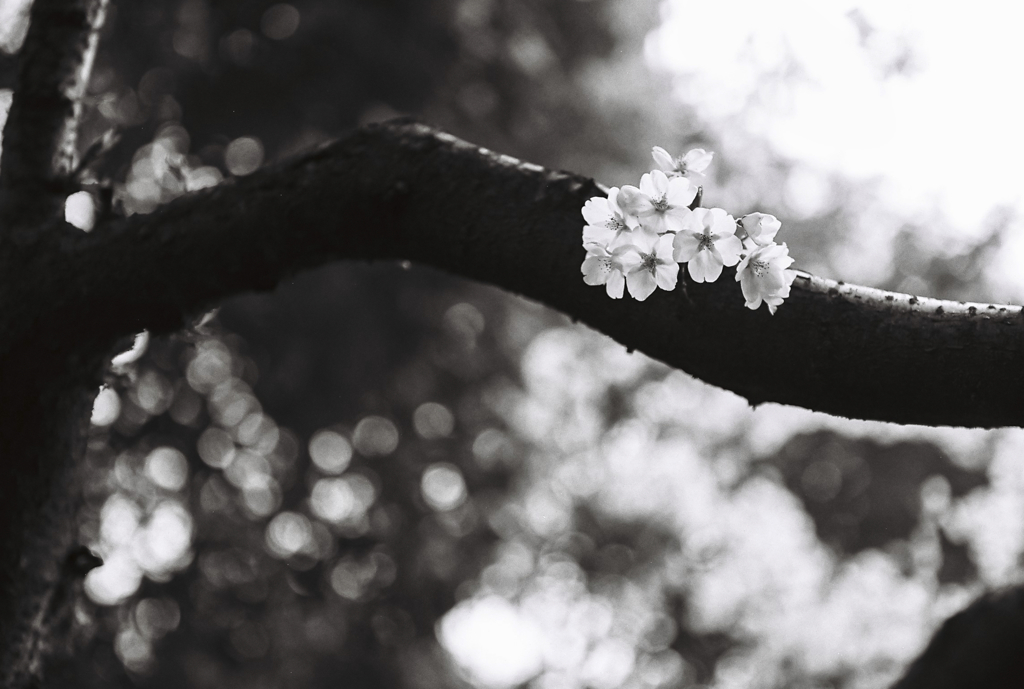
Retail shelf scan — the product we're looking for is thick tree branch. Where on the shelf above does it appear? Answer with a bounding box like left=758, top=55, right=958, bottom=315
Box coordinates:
left=0, top=0, right=107, bottom=227
left=6, top=120, right=1020, bottom=429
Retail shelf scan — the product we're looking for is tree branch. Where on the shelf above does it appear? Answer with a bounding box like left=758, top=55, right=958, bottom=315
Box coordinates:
left=7, top=120, right=1022, bottom=428
left=0, top=0, right=108, bottom=227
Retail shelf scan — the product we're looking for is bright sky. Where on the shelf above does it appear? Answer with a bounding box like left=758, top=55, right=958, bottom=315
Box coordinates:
left=646, top=0, right=1024, bottom=293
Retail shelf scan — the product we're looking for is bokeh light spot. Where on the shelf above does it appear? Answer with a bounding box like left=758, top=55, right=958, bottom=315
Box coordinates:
left=802, top=460, right=843, bottom=502
left=224, top=136, right=264, bottom=176
left=224, top=449, right=272, bottom=489
left=100, top=495, right=142, bottom=546
left=115, top=627, right=153, bottom=674
left=186, top=340, right=232, bottom=392
left=309, top=429, right=353, bottom=473
left=310, top=477, right=356, bottom=523
left=64, top=190, right=96, bottom=231
left=134, top=598, right=181, bottom=640
left=444, top=302, right=486, bottom=341
left=91, top=386, right=121, bottom=427
left=421, top=463, right=467, bottom=512
left=133, top=501, right=193, bottom=575
left=85, top=551, right=144, bottom=605
left=197, top=427, right=236, bottom=468
left=439, top=596, right=544, bottom=688
left=581, top=638, right=636, bottom=689
left=242, top=480, right=282, bottom=518
left=353, top=416, right=399, bottom=457
left=221, top=28, right=255, bottom=65
left=329, top=557, right=378, bottom=600
left=144, top=446, right=189, bottom=491
left=265, top=511, right=313, bottom=558
left=261, top=3, right=300, bottom=40
left=472, top=428, right=514, bottom=468
left=413, top=402, right=455, bottom=440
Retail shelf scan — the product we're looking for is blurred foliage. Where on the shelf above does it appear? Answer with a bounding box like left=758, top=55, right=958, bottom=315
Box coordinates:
left=1, top=0, right=1018, bottom=686
left=763, top=432, right=987, bottom=560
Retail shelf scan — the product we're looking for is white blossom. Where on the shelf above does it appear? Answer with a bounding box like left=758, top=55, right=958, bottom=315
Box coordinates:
left=581, top=243, right=630, bottom=299
left=672, top=207, right=742, bottom=283
left=581, top=188, right=641, bottom=248
left=617, top=169, right=696, bottom=235
left=739, top=212, right=781, bottom=247
left=652, top=146, right=714, bottom=184
left=620, top=233, right=678, bottom=301
left=735, top=242, right=797, bottom=314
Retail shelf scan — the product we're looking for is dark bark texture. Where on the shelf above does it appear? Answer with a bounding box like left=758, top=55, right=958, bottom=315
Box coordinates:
left=36, top=120, right=1024, bottom=428
left=892, top=587, right=1024, bottom=689
left=2, top=0, right=1024, bottom=685
left=0, top=0, right=107, bottom=227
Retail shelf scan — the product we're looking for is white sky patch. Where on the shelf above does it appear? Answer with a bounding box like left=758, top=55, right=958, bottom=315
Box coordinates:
left=648, top=1, right=1024, bottom=291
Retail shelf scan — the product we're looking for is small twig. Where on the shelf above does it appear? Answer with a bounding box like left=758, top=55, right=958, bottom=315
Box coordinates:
left=72, top=128, right=121, bottom=182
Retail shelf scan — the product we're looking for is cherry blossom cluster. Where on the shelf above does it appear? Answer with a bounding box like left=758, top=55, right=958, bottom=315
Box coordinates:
left=581, top=146, right=797, bottom=314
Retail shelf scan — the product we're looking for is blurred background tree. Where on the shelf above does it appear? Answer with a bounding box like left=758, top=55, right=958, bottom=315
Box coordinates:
left=3, top=0, right=1021, bottom=687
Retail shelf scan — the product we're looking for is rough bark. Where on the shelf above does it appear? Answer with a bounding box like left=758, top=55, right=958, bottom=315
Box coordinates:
left=0, top=0, right=111, bottom=683
left=0, top=0, right=108, bottom=227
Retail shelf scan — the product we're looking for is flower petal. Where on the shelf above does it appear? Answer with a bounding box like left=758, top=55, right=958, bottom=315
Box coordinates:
left=673, top=232, right=700, bottom=262
left=583, top=225, right=616, bottom=246
left=735, top=256, right=751, bottom=281
left=687, top=250, right=716, bottom=283
left=666, top=177, right=697, bottom=207
left=652, top=146, right=674, bottom=172
left=708, top=208, right=737, bottom=236
left=606, top=272, right=625, bottom=299
left=616, top=246, right=643, bottom=271
left=655, top=262, right=678, bottom=291
left=638, top=172, right=657, bottom=197
left=701, top=249, right=725, bottom=282
left=629, top=230, right=659, bottom=253
left=582, top=197, right=611, bottom=226
left=617, top=186, right=650, bottom=216
left=715, top=234, right=743, bottom=266
left=654, top=234, right=676, bottom=261
left=626, top=270, right=657, bottom=301
left=582, top=256, right=611, bottom=285
left=739, top=273, right=759, bottom=304
left=682, top=148, right=714, bottom=173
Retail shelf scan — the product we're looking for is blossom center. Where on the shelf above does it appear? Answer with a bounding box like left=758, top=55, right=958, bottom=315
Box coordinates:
left=697, top=233, right=715, bottom=252
left=606, top=217, right=627, bottom=233
left=651, top=195, right=670, bottom=213
left=639, top=252, right=659, bottom=273
left=751, top=259, right=769, bottom=277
